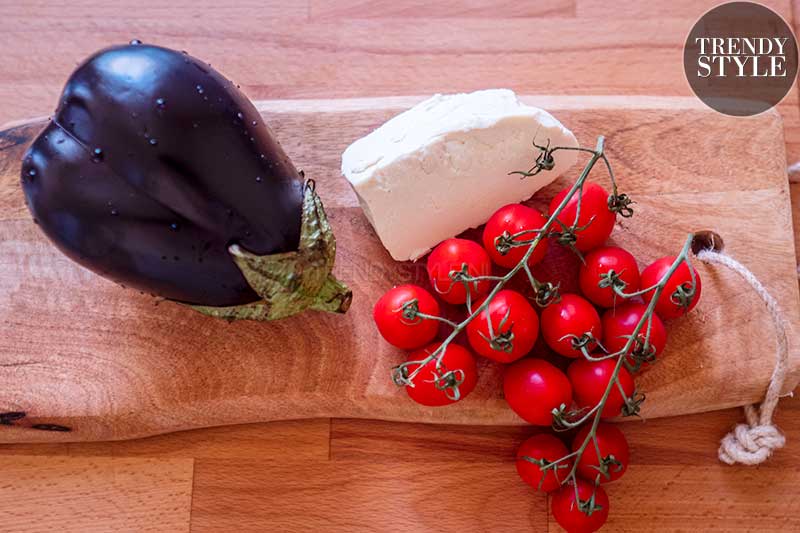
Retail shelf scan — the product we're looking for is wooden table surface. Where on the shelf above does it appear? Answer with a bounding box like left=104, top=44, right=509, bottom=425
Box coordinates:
left=1, top=1, right=800, bottom=531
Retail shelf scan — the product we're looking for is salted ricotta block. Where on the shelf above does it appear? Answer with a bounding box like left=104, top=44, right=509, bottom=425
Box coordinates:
left=341, top=89, right=579, bottom=261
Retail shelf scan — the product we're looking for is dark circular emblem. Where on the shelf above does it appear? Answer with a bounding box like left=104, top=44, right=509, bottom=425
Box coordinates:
left=684, top=1, right=798, bottom=116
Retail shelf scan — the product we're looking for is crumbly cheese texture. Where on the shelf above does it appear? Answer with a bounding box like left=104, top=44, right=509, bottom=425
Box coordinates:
left=341, top=89, right=579, bottom=261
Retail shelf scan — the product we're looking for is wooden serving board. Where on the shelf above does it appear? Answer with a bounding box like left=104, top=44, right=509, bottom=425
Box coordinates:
left=1, top=95, right=799, bottom=443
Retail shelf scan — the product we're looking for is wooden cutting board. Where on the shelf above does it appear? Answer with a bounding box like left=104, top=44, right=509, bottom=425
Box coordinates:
left=1, top=95, right=799, bottom=443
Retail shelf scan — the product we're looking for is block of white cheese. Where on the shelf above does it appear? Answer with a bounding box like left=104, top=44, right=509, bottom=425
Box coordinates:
left=341, top=89, right=579, bottom=261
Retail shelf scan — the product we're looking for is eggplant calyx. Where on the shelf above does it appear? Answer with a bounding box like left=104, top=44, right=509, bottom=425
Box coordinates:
left=189, top=183, right=352, bottom=321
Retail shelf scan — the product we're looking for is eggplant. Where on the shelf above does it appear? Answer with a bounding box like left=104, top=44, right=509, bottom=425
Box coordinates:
left=20, top=42, right=351, bottom=320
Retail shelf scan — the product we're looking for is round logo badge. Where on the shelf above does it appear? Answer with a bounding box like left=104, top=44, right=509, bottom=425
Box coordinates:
left=684, top=1, right=798, bottom=116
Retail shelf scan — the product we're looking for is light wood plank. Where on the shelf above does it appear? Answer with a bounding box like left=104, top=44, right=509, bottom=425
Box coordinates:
left=594, top=465, right=800, bottom=532
left=331, top=395, right=800, bottom=468
left=331, top=418, right=529, bottom=462
left=0, top=419, right=331, bottom=460
left=0, top=455, right=194, bottom=533
left=577, top=0, right=792, bottom=19
left=310, top=0, right=575, bottom=19
left=191, top=458, right=546, bottom=532
left=0, top=18, right=760, bottom=120
left=2, top=3, right=799, bottom=162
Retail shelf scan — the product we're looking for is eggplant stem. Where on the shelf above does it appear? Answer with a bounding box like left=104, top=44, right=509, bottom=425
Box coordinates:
left=309, top=274, right=353, bottom=314
left=187, top=184, right=352, bottom=321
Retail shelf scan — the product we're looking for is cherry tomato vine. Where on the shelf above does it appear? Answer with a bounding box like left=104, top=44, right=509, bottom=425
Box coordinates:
left=377, top=135, right=702, bottom=531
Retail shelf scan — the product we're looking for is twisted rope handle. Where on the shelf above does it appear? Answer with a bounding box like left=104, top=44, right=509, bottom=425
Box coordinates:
left=696, top=249, right=789, bottom=465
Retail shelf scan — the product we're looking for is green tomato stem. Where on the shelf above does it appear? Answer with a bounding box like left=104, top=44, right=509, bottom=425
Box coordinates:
left=391, top=136, right=699, bottom=518
left=397, top=137, right=608, bottom=384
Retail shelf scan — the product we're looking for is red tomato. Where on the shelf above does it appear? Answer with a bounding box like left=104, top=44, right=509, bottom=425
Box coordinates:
left=466, top=290, right=539, bottom=363
left=482, top=203, right=549, bottom=269
left=568, top=358, right=635, bottom=419
left=640, top=256, right=702, bottom=320
left=578, top=246, right=641, bottom=308
left=427, top=238, right=492, bottom=305
left=373, top=285, right=441, bottom=349
left=549, top=183, right=616, bottom=252
left=601, top=303, right=667, bottom=364
left=516, top=434, right=573, bottom=492
left=504, top=358, right=573, bottom=426
left=551, top=479, right=610, bottom=533
left=572, top=423, right=630, bottom=484
left=541, top=294, right=602, bottom=358
left=404, top=342, right=478, bottom=407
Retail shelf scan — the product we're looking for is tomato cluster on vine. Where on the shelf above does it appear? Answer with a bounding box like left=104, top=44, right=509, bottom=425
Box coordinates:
left=373, top=138, right=702, bottom=532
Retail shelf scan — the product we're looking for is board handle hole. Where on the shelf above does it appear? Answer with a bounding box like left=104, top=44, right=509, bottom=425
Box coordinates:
left=691, top=230, right=725, bottom=255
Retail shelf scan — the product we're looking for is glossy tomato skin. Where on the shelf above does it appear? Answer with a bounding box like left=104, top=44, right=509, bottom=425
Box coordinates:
left=504, top=358, right=573, bottom=426
left=568, top=358, right=635, bottom=419
left=466, top=290, right=539, bottom=363
left=405, top=343, right=478, bottom=407
left=601, top=303, right=667, bottom=364
left=579, top=246, right=641, bottom=308
left=541, top=294, right=602, bottom=358
left=549, top=183, right=616, bottom=252
left=551, top=479, right=610, bottom=533
left=640, top=256, right=702, bottom=320
left=373, top=285, right=441, bottom=350
left=516, top=434, right=572, bottom=492
left=572, top=423, right=630, bottom=484
left=427, top=239, right=492, bottom=305
left=482, top=204, right=549, bottom=269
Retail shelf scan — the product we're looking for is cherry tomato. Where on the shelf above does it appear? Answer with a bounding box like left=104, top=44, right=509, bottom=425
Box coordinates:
left=549, top=183, right=616, bottom=252
left=601, top=303, right=667, bottom=365
left=640, top=256, right=702, bottom=320
left=579, top=246, right=640, bottom=308
left=482, top=203, right=549, bottom=269
left=568, top=358, right=635, bottom=419
left=427, top=238, right=492, bottom=305
left=541, top=294, right=602, bottom=358
left=374, top=285, right=441, bottom=349
left=516, top=434, right=573, bottom=492
left=504, top=358, right=573, bottom=426
left=572, top=423, right=630, bottom=484
left=404, top=342, right=478, bottom=407
left=466, top=290, right=539, bottom=363
left=551, top=479, right=610, bottom=533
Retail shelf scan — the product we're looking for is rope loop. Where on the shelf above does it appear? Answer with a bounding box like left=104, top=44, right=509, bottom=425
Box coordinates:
left=718, top=423, right=786, bottom=465
left=696, top=248, right=789, bottom=466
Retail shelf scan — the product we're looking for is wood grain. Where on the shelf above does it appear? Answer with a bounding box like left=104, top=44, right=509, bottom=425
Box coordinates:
left=577, top=0, right=792, bottom=18
left=0, top=455, right=193, bottom=533
left=4, top=400, right=800, bottom=533
left=1, top=95, right=798, bottom=443
left=598, top=465, right=800, bottom=532
left=0, top=418, right=331, bottom=460
left=1, top=0, right=799, bottom=163
left=191, top=458, right=546, bottom=532
left=1, top=2, right=800, bottom=532
left=309, top=0, right=576, bottom=18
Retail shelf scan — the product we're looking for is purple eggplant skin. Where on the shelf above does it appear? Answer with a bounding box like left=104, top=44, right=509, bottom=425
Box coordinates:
left=20, top=42, right=305, bottom=307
